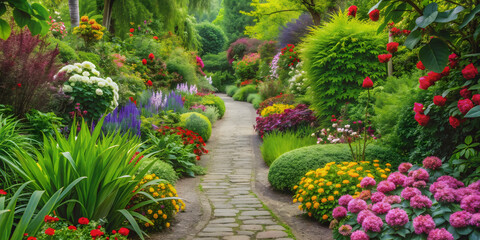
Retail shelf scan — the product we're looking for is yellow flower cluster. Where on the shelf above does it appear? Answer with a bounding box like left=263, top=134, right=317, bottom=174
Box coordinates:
left=134, top=174, right=185, bottom=232
left=260, top=104, right=295, bottom=117
left=292, top=160, right=391, bottom=223
left=73, top=16, right=106, bottom=44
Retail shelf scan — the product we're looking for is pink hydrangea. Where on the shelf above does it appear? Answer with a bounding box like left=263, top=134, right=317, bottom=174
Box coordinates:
left=413, top=180, right=427, bottom=188
left=372, top=202, right=391, bottom=215
left=332, top=206, right=347, bottom=220
left=437, top=176, right=464, bottom=189
left=351, top=230, right=369, bottom=240
left=413, top=214, right=435, bottom=234
left=371, top=192, right=385, bottom=203
left=377, top=180, right=396, bottom=193
left=338, top=224, right=352, bottom=236
left=434, top=188, right=456, bottom=203
left=360, top=177, right=376, bottom=188
left=430, top=181, right=450, bottom=195
left=383, top=195, right=401, bottom=204
left=348, top=199, right=367, bottom=214
left=386, top=208, right=409, bottom=226
left=469, top=213, right=480, bottom=227
left=422, top=156, right=442, bottom=170
left=338, top=195, right=353, bottom=207
left=357, top=210, right=375, bottom=224
left=456, top=188, right=480, bottom=202
left=387, top=172, right=407, bottom=186
left=427, top=228, right=454, bottom=240
left=460, top=195, right=480, bottom=213
left=409, top=168, right=430, bottom=182
left=398, top=163, right=412, bottom=173
left=450, top=211, right=472, bottom=228
left=401, top=187, right=421, bottom=200
left=468, top=180, right=480, bottom=191
left=410, top=195, right=432, bottom=209
left=403, top=177, right=415, bottom=187
left=362, top=215, right=383, bottom=232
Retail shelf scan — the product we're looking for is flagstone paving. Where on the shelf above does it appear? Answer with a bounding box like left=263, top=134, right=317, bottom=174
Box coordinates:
left=193, top=95, right=294, bottom=240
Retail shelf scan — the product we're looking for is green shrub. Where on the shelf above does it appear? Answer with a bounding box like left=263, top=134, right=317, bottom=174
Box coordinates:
left=268, top=143, right=398, bottom=192
left=252, top=97, right=263, bottom=109
left=166, top=48, right=198, bottom=85
left=258, top=79, right=284, bottom=100
left=226, top=85, right=239, bottom=97
left=300, top=13, right=386, bottom=122
left=143, top=158, right=179, bottom=184
left=364, top=144, right=403, bottom=168
left=233, top=53, right=260, bottom=81
left=202, top=52, right=232, bottom=73
left=180, top=112, right=212, bottom=141
left=77, top=51, right=101, bottom=67
left=25, top=110, right=64, bottom=141
left=113, top=73, right=147, bottom=106
left=247, top=93, right=262, bottom=103
left=196, top=22, right=227, bottom=55
left=203, top=106, right=220, bottom=124
left=261, top=130, right=317, bottom=166
left=201, top=94, right=226, bottom=118
left=46, top=37, right=78, bottom=63
left=232, top=85, right=257, bottom=101
left=210, top=71, right=236, bottom=93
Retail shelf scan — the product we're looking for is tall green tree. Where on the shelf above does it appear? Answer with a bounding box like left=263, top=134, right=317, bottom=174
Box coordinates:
left=222, top=0, right=255, bottom=42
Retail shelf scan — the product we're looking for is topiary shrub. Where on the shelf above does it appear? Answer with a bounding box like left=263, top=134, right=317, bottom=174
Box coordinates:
left=300, top=12, right=386, bottom=122
left=202, top=52, right=233, bottom=73
left=233, top=85, right=257, bottom=101
left=201, top=94, right=226, bottom=118
left=46, top=37, right=78, bottom=63
left=268, top=144, right=398, bottom=192
left=196, top=22, right=227, bottom=55
left=226, top=85, right=239, bottom=97
left=180, top=112, right=212, bottom=141
left=143, top=158, right=179, bottom=184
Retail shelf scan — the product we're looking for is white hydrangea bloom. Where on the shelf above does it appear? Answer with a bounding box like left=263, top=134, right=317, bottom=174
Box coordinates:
left=74, top=66, right=82, bottom=73
left=82, top=61, right=96, bottom=70
left=98, top=81, right=106, bottom=87
left=63, top=85, right=73, bottom=92
left=82, top=71, right=90, bottom=77
left=95, top=89, right=103, bottom=96
left=91, top=69, right=100, bottom=76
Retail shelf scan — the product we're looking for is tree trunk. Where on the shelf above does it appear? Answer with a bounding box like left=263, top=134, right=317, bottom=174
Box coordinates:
left=388, top=35, right=393, bottom=76
left=308, top=9, right=322, bottom=25
left=68, top=0, right=80, bottom=28
left=103, top=0, right=115, bottom=32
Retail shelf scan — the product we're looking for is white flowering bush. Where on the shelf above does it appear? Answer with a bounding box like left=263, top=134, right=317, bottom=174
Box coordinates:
left=287, top=62, right=309, bottom=96
left=58, top=61, right=119, bottom=121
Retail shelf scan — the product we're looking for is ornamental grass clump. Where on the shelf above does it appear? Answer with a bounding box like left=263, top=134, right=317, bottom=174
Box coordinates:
left=332, top=156, right=480, bottom=240
left=293, top=160, right=391, bottom=223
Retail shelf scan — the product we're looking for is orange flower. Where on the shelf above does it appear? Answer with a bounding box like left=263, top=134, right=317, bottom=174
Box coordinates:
left=91, top=24, right=101, bottom=30
left=88, top=19, right=96, bottom=25
left=80, top=16, right=89, bottom=22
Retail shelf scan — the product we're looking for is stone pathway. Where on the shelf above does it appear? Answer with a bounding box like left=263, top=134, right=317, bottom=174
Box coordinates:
left=194, top=95, right=293, bottom=240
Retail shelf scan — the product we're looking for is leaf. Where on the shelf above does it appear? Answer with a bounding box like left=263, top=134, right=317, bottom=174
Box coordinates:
left=392, top=3, right=408, bottom=23
left=456, top=227, right=473, bottom=236
left=435, top=6, right=465, bottom=23
left=474, top=25, right=480, bottom=40
left=369, top=0, right=383, bottom=13
left=13, top=9, right=31, bottom=28
left=465, top=106, right=480, bottom=118
left=0, top=19, right=10, bottom=40
left=470, top=231, right=480, bottom=240
left=31, top=3, right=49, bottom=20
left=27, top=19, right=42, bottom=36
left=442, top=89, right=451, bottom=98
left=405, top=30, right=422, bottom=49
left=416, top=3, right=439, bottom=28
left=460, top=5, right=480, bottom=29
left=466, top=136, right=473, bottom=145
left=419, top=38, right=449, bottom=73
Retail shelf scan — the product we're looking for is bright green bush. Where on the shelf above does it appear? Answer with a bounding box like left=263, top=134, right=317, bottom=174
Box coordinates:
left=232, top=85, right=257, bottom=101
left=77, top=51, right=101, bottom=67
left=210, top=71, right=236, bottom=93
left=258, top=79, right=284, bottom=100
left=252, top=97, right=263, bottom=109
left=166, top=48, right=198, bottom=85
left=143, top=158, right=179, bottom=184
left=201, top=94, right=226, bottom=118
left=247, top=93, right=262, bottom=103
left=202, top=52, right=232, bottom=73
left=113, top=73, right=147, bottom=106
left=180, top=112, right=212, bottom=141
left=203, top=106, right=220, bottom=124
left=226, top=85, right=239, bottom=97
left=196, top=22, right=227, bottom=55
left=46, top=37, right=78, bottom=63
left=268, top=144, right=398, bottom=192
left=261, top=130, right=317, bottom=166
left=300, top=13, right=386, bottom=122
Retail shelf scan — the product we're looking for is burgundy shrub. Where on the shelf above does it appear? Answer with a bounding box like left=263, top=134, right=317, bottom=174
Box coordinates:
left=226, top=38, right=263, bottom=64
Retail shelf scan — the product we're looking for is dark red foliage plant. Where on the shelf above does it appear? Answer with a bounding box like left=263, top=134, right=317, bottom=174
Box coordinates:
left=254, top=104, right=317, bottom=137
left=0, top=28, right=62, bottom=116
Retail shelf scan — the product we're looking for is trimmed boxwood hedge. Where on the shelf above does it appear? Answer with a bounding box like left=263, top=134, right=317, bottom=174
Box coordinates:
left=180, top=112, right=212, bottom=141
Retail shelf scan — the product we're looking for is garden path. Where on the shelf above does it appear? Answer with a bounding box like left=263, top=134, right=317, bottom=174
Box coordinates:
left=192, top=94, right=294, bottom=240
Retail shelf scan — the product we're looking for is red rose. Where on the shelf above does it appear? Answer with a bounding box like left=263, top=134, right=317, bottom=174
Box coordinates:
left=78, top=217, right=89, bottom=225
left=413, top=103, right=424, bottom=114
left=129, top=28, right=134, bottom=33
left=427, top=71, right=442, bottom=82
left=462, top=63, right=478, bottom=80
left=378, top=54, right=392, bottom=63
left=369, top=9, right=380, bottom=21
left=418, top=76, right=432, bottom=90
left=347, top=5, right=358, bottom=17
left=414, top=113, right=430, bottom=126
left=0, top=189, right=6, bottom=195
left=416, top=61, right=425, bottom=70
left=433, top=96, right=447, bottom=106
left=449, top=53, right=459, bottom=67
left=153, top=36, right=158, bottom=40
left=146, top=80, right=153, bottom=86
left=402, top=29, right=411, bottom=35
left=90, top=229, right=104, bottom=237
left=148, top=53, right=155, bottom=60
left=458, top=99, right=474, bottom=115
left=118, top=227, right=130, bottom=236
left=449, top=116, right=461, bottom=128
left=362, top=77, right=373, bottom=88
left=390, top=27, right=401, bottom=36
left=386, top=42, right=399, bottom=54
left=68, top=226, right=77, bottom=230
left=473, top=94, right=480, bottom=105
left=142, top=59, right=147, bottom=65
left=441, top=66, right=450, bottom=77
left=45, top=228, right=55, bottom=236
left=460, top=88, right=472, bottom=99
left=129, top=33, right=133, bottom=37
left=27, top=237, right=37, bottom=240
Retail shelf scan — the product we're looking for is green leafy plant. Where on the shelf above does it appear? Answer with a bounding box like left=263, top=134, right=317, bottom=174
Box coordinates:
left=25, top=110, right=63, bottom=141
left=141, top=158, right=179, bottom=184
left=201, top=94, right=226, bottom=118
left=0, top=0, right=50, bottom=40
left=234, top=53, right=261, bottom=81
left=196, top=22, right=227, bottom=55
left=449, top=134, right=480, bottom=185
left=232, top=85, right=257, bottom=101
left=226, top=85, right=239, bottom=97
left=180, top=112, right=212, bottom=141
left=260, top=130, right=317, bottom=166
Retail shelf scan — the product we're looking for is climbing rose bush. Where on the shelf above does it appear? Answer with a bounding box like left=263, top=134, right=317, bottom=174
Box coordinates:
left=293, top=161, right=391, bottom=223
left=332, top=156, right=480, bottom=240
left=254, top=104, right=316, bottom=137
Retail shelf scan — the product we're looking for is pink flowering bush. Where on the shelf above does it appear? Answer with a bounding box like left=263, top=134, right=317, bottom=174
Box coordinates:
left=332, top=156, right=480, bottom=240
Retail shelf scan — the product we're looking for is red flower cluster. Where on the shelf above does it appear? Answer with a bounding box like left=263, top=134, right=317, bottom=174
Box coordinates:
left=458, top=99, right=474, bottom=115
left=418, top=68, right=450, bottom=90
left=44, top=215, right=59, bottom=223
left=347, top=5, right=358, bottom=17
left=413, top=103, right=430, bottom=126
left=78, top=217, right=90, bottom=225
left=0, top=189, right=6, bottom=195
left=129, top=28, right=134, bottom=33
left=416, top=61, right=426, bottom=70
left=462, top=63, right=478, bottom=80
left=433, top=96, right=447, bottom=106
left=369, top=9, right=380, bottom=21
left=146, top=80, right=153, bottom=87
left=280, top=44, right=300, bottom=67
left=386, top=42, right=399, bottom=54
left=142, top=59, right=147, bottom=65
left=148, top=53, right=155, bottom=61
left=378, top=54, right=392, bottom=63
left=129, top=151, right=144, bottom=165
left=90, top=229, right=104, bottom=239
left=449, top=53, right=459, bottom=68
left=45, top=228, right=55, bottom=236
left=157, top=126, right=208, bottom=158
left=362, top=77, right=373, bottom=88
left=240, top=79, right=253, bottom=86
left=153, top=36, right=158, bottom=40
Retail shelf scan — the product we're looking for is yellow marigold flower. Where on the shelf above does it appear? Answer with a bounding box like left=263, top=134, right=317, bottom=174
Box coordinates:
left=337, top=171, right=345, bottom=175
left=357, top=184, right=361, bottom=188
left=334, top=191, right=339, bottom=195
left=306, top=202, right=312, bottom=208
left=351, top=173, right=359, bottom=178
left=293, top=185, right=298, bottom=190
left=326, top=182, right=333, bottom=186
left=158, top=210, right=163, bottom=214
left=335, top=184, right=341, bottom=188
left=147, top=209, right=153, bottom=214
left=308, top=212, right=312, bottom=217
left=367, top=174, right=374, bottom=178
left=298, top=197, right=304, bottom=202
left=162, top=214, right=167, bottom=219
left=373, top=160, right=380, bottom=163
left=318, top=183, right=324, bottom=187
left=149, top=187, right=155, bottom=193
left=365, top=170, right=371, bottom=173
left=373, top=163, right=380, bottom=167
left=166, top=222, right=170, bottom=228
left=379, top=170, right=385, bottom=173
left=385, top=168, right=391, bottom=172
left=293, top=199, right=297, bottom=203
left=92, top=23, right=102, bottom=30
left=386, top=163, right=392, bottom=167
left=153, top=213, right=158, bottom=219
left=80, top=16, right=89, bottom=22
left=314, top=202, right=320, bottom=209
left=298, top=189, right=303, bottom=193
left=321, top=198, right=327, bottom=203
left=298, top=205, right=303, bottom=210
left=80, top=24, right=87, bottom=29
left=311, top=196, right=317, bottom=201
left=328, top=196, right=334, bottom=201
left=322, top=215, right=328, bottom=220
left=153, top=192, right=159, bottom=197
left=356, top=167, right=363, bottom=171
left=318, top=188, right=324, bottom=193
left=308, top=184, right=314, bottom=190
left=381, top=174, right=387, bottom=178
left=145, top=223, right=150, bottom=227
left=342, top=180, right=350, bottom=184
